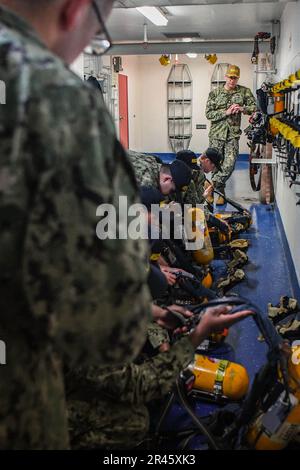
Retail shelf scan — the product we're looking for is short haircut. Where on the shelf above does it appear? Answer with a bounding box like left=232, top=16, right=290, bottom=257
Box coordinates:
left=160, top=164, right=171, bottom=176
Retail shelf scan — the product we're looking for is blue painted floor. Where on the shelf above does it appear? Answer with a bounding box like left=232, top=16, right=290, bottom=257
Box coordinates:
left=214, top=160, right=296, bottom=383
left=160, top=160, right=299, bottom=439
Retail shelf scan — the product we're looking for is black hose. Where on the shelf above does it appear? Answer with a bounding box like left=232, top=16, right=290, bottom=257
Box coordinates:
left=179, top=277, right=217, bottom=300
left=207, top=214, right=230, bottom=235
left=155, top=392, right=176, bottom=438
left=175, top=378, right=220, bottom=450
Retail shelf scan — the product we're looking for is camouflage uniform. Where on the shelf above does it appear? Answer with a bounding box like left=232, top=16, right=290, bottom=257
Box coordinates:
left=128, top=152, right=199, bottom=209
left=183, top=170, right=206, bottom=206
left=66, top=323, right=194, bottom=449
left=0, top=7, right=150, bottom=449
left=127, top=151, right=162, bottom=190
left=206, top=84, right=256, bottom=192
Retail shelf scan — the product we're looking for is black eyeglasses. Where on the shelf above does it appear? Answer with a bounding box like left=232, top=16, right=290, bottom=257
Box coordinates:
left=84, top=1, right=112, bottom=56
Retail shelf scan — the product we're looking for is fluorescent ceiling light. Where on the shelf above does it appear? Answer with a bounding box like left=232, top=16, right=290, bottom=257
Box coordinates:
left=182, top=37, right=192, bottom=43
left=186, top=53, right=198, bottom=59
left=136, top=7, right=168, bottom=26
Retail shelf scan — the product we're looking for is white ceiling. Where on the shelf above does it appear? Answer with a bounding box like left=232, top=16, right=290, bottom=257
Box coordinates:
left=107, top=0, right=289, bottom=51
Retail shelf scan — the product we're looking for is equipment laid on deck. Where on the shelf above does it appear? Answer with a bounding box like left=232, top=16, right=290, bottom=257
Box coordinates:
left=189, top=354, right=249, bottom=402
left=151, top=296, right=300, bottom=450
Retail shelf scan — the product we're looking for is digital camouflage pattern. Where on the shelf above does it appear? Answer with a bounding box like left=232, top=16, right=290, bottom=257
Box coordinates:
left=66, top=325, right=194, bottom=449
left=205, top=84, right=256, bottom=141
left=206, top=84, right=256, bottom=192
left=209, top=138, right=240, bottom=191
left=0, top=6, right=150, bottom=449
left=183, top=169, right=206, bottom=206
left=128, top=151, right=196, bottom=206
left=127, top=151, right=162, bottom=190
left=146, top=321, right=170, bottom=349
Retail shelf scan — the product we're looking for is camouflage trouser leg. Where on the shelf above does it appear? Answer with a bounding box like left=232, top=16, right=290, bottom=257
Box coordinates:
left=68, top=399, right=149, bottom=449
left=210, top=138, right=240, bottom=193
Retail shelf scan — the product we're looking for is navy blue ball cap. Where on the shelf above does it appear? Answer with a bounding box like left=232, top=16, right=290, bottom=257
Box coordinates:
left=176, top=150, right=199, bottom=170
left=169, top=160, right=192, bottom=192
left=204, top=147, right=222, bottom=171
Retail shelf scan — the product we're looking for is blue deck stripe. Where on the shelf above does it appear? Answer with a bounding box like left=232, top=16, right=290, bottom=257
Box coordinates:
left=146, top=153, right=249, bottom=163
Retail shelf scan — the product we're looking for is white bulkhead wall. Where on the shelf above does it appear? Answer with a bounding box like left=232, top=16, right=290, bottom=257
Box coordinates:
left=119, top=53, right=254, bottom=154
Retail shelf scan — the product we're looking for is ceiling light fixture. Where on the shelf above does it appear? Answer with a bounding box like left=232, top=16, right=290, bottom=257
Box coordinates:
left=136, top=7, right=168, bottom=26
left=186, top=53, right=198, bottom=59
left=143, top=23, right=148, bottom=49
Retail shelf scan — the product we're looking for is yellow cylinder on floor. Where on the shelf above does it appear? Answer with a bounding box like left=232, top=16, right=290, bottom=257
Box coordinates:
left=288, top=345, right=300, bottom=401
left=190, top=354, right=249, bottom=400
left=192, top=226, right=214, bottom=264
left=246, top=396, right=300, bottom=450
left=188, top=208, right=214, bottom=265
left=246, top=345, right=300, bottom=450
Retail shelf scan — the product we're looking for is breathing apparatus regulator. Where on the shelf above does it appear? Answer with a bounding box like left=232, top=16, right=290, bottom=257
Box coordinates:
left=245, top=111, right=269, bottom=145
left=205, top=179, right=253, bottom=235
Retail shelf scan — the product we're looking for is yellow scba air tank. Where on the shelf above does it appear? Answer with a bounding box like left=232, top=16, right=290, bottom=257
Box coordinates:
left=187, top=208, right=214, bottom=265
left=189, top=355, right=249, bottom=401
left=246, top=345, right=300, bottom=450
left=288, top=345, right=300, bottom=401
left=246, top=393, right=300, bottom=450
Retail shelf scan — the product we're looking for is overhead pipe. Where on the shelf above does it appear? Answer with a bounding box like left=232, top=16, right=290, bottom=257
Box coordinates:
left=114, top=0, right=289, bottom=8
left=108, top=40, right=270, bottom=55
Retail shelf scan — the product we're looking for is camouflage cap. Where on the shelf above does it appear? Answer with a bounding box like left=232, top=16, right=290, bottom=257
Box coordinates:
left=226, top=64, right=240, bottom=78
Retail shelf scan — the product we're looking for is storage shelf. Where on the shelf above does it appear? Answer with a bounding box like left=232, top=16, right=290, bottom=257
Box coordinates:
left=168, top=117, right=192, bottom=120
left=168, top=81, right=192, bottom=85
left=168, top=99, right=192, bottom=103
left=254, top=70, right=277, bottom=74
left=168, top=64, right=193, bottom=152
left=169, top=135, right=192, bottom=139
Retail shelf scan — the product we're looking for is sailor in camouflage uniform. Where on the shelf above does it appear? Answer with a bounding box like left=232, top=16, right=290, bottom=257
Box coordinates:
left=66, top=320, right=194, bottom=449
left=66, top=175, right=252, bottom=450
left=66, top=302, right=252, bottom=449
left=176, top=149, right=222, bottom=207
left=205, top=65, right=256, bottom=204
left=127, top=150, right=192, bottom=202
left=0, top=0, right=151, bottom=449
